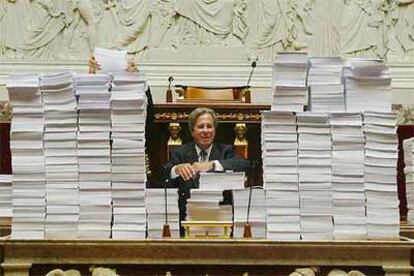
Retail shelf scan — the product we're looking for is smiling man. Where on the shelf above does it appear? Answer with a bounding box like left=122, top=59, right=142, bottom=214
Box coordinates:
left=163, top=107, right=251, bottom=225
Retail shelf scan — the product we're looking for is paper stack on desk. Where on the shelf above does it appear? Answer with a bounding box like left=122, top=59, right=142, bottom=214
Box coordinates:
left=308, top=57, right=345, bottom=112
left=198, top=172, right=245, bottom=190
left=330, top=112, right=366, bottom=240
left=75, top=73, right=112, bottom=239
left=297, top=113, right=333, bottom=240
left=8, top=73, right=46, bottom=239
left=261, top=111, right=300, bottom=240
left=40, top=72, right=79, bottom=239
left=111, top=71, right=148, bottom=239
left=0, top=175, right=12, bottom=217
left=405, top=138, right=414, bottom=223
left=145, top=188, right=180, bottom=238
left=272, top=52, right=308, bottom=112
left=186, top=189, right=232, bottom=237
left=344, top=59, right=392, bottom=112
left=232, top=188, right=266, bottom=239
left=363, top=111, right=399, bottom=240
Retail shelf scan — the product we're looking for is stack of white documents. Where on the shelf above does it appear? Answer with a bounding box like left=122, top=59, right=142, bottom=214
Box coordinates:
left=8, top=74, right=46, bottom=239
left=186, top=189, right=232, bottom=237
left=308, top=57, right=345, bottom=112
left=75, top=73, right=112, bottom=239
left=364, top=111, right=399, bottom=240
left=111, top=71, right=148, bottom=239
left=272, top=53, right=308, bottom=111
left=297, top=113, right=333, bottom=240
left=232, top=188, right=266, bottom=239
left=330, top=112, right=366, bottom=240
left=198, top=172, right=245, bottom=190
left=344, top=59, right=392, bottom=112
left=0, top=175, right=12, bottom=216
left=41, top=72, right=79, bottom=239
left=261, top=111, right=300, bottom=240
left=146, top=188, right=180, bottom=239
left=404, top=138, right=414, bottom=223
left=261, top=111, right=298, bottom=190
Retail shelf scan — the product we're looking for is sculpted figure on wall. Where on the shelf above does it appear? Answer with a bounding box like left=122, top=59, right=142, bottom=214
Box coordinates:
left=339, top=0, right=387, bottom=58
left=1, top=0, right=414, bottom=62
left=0, top=0, right=30, bottom=58
left=252, top=0, right=292, bottom=61
left=388, top=0, right=414, bottom=61
left=117, top=0, right=248, bottom=59
left=24, top=0, right=98, bottom=60
left=96, top=0, right=120, bottom=49
left=308, top=0, right=341, bottom=56
left=289, top=0, right=314, bottom=51
left=174, top=0, right=248, bottom=47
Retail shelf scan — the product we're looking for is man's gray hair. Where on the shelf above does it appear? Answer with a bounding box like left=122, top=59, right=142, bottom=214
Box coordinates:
left=188, top=107, right=218, bottom=131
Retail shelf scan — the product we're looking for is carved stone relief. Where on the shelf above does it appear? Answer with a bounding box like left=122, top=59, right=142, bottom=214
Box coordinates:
left=0, top=0, right=414, bottom=62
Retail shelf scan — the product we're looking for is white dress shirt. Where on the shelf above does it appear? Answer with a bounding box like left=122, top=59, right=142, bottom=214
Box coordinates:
left=170, top=144, right=224, bottom=179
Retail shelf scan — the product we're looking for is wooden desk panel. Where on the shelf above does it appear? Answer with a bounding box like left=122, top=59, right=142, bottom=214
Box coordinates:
left=1, top=239, right=413, bottom=276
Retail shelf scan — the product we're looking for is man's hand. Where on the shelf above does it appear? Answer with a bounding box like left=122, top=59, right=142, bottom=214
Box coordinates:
left=175, top=162, right=214, bottom=181
left=191, top=162, right=214, bottom=173
left=174, top=163, right=196, bottom=181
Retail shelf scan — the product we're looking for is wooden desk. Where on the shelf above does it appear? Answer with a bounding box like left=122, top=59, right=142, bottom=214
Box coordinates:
left=1, top=239, right=413, bottom=276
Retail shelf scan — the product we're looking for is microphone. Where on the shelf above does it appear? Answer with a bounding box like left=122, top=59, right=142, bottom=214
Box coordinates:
left=243, top=61, right=256, bottom=103
left=243, top=186, right=263, bottom=239
left=162, top=166, right=172, bottom=238
left=168, top=76, right=174, bottom=89
left=166, top=76, right=174, bottom=102
left=246, top=61, right=257, bottom=88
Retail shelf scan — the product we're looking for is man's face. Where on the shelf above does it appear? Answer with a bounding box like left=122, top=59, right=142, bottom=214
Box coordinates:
left=191, top=113, right=216, bottom=150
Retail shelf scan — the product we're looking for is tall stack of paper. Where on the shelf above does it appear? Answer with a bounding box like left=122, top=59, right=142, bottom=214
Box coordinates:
left=198, top=172, right=245, bottom=190
left=308, top=57, right=345, bottom=112
left=186, top=189, right=233, bottom=237
left=41, top=72, right=79, bottom=239
left=0, top=175, right=12, bottom=217
left=297, top=113, right=333, bottom=240
left=330, top=113, right=366, bottom=240
left=404, top=138, right=414, bottom=223
left=75, top=73, right=112, bottom=239
left=272, top=53, right=308, bottom=111
left=110, top=71, right=147, bottom=239
left=261, top=111, right=300, bottom=240
left=344, top=59, right=392, bottom=112
left=364, top=111, right=399, bottom=240
left=8, top=74, right=46, bottom=239
left=145, top=188, right=180, bottom=238
left=232, top=188, right=266, bottom=238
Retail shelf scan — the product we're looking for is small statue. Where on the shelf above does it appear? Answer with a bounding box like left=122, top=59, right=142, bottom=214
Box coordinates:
left=289, top=267, right=320, bottom=276
left=45, top=269, right=81, bottom=276
left=234, top=123, right=248, bottom=146
left=90, top=267, right=119, bottom=276
left=168, top=123, right=182, bottom=146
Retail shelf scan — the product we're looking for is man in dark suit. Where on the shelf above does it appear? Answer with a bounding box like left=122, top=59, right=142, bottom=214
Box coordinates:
left=164, top=107, right=251, bottom=225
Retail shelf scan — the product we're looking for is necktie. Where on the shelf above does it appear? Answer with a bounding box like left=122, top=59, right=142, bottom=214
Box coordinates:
left=200, top=150, right=207, bottom=162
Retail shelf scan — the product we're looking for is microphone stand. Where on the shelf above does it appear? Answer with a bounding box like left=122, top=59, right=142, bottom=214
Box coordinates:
left=162, top=178, right=172, bottom=238
left=243, top=186, right=253, bottom=238
left=244, top=61, right=257, bottom=103
left=166, top=76, right=174, bottom=102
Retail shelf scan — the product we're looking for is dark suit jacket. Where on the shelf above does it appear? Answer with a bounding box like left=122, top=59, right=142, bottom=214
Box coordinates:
left=164, top=142, right=251, bottom=222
